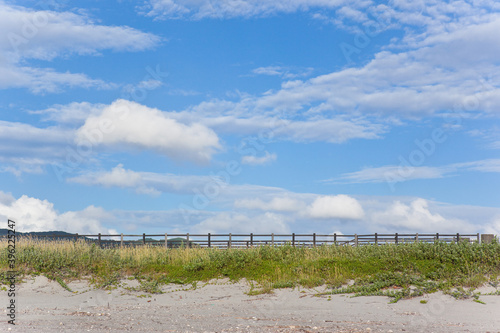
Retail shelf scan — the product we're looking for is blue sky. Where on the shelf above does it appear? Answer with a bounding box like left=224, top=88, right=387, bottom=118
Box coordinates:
left=1, top=0, right=499, bottom=236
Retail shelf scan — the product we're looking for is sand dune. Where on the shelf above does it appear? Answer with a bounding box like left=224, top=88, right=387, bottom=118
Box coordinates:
left=2, top=276, right=500, bottom=332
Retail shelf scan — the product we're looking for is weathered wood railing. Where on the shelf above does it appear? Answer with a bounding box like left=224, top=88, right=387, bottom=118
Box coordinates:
left=6, top=232, right=486, bottom=248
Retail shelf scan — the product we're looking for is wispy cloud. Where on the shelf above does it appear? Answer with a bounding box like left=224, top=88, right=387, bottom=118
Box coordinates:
left=68, top=164, right=218, bottom=196
left=251, top=65, right=314, bottom=79
left=241, top=151, right=277, bottom=165
left=30, top=102, right=106, bottom=125
left=152, top=5, right=500, bottom=124
left=0, top=2, right=161, bottom=93
left=329, top=159, right=500, bottom=184
left=0, top=120, right=73, bottom=174
left=235, top=196, right=305, bottom=212
left=142, top=0, right=360, bottom=20
left=468, top=127, right=500, bottom=150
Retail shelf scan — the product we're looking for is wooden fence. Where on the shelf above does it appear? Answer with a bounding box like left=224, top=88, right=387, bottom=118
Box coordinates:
left=10, top=232, right=482, bottom=248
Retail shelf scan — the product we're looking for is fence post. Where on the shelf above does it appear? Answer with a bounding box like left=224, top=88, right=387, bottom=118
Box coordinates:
left=436, top=233, right=439, bottom=241
left=374, top=233, right=378, bottom=245
left=228, top=233, right=232, bottom=249
left=313, top=233, right=316, bottom=247
left=121, top=233, right=124, bottom=247
left=186, top=233, right=190, bottom=248
left=334, top=233, right=337, bottom=246
left=354, top=234, right=358, bottom=247
left=292, top=233, right=295, bottom=247
left=271, top=233, right=274, bottom=246
left=415, top=233, right=419, bottom=243
left=456, top=232, right=460, bottom=243
left=395, top=233, right=398, bottom=245
left=98, top=233, right=101, bottom=248
left=75, top=233, right=78, bottom=242
left=477, top=233, right=480, bottom=244
left=208, top=233, right=211, bottom=248
left=143, top=233, right=146, bottom=245
left=250, top=233, right=253, bottom=247
left=165, top=233, right=168, bottom=248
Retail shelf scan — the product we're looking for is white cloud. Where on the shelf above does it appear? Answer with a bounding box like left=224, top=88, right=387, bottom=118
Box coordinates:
left=0, top=2, right=160, bottom=93
left=0, top=191, right=115, bottom=234
left=335, top=6, right=368, bottom=23
left=307, top=195, right=364, bottom=220
left=122, top=79, right=164, bottom=97
left=0, top=64, right=114, bottom=93
left=369, top=198, right=475, bottom=233
left=483, top=217, right=500, bottom=236
left=335, top=165, right=450, bottom=184
left=172, top=104, right=385, bottom=143
left=143, top=0, right=356, bottom=19
left=76, top=99, right=221, bottom=163
left=0, top=3, right=160, bottom=60
left=235, top=196, right=305, bottom=212
left=164, top=11, right=500, bottom=126
left=68, top=164, right=217, bottom=196
left=31, top=102, right=106, bottom=125
left=252, top=66, right=283, bottom=76
left=241, top=151, right=277, bottom=165
left=0, top=120, right=73, bottom=174
left=332, top=159, right=500, bottom=184
left=467, top=127, right=500, bottom=150
left=454, top=159, right=500, bottom=173
left=274, top=118, right=384, bottom=143
left=252, top=65, right=314, bottom=79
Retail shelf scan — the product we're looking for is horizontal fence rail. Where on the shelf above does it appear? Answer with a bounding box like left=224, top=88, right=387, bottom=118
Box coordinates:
left=2, top=232, right=485, bottom=249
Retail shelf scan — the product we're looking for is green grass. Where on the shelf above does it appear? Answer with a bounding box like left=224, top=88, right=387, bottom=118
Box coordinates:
left=1, top=237, right=500, bottom=301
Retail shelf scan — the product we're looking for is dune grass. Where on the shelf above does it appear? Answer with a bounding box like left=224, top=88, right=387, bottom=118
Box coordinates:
left=1, top=237, right=499, bottom=301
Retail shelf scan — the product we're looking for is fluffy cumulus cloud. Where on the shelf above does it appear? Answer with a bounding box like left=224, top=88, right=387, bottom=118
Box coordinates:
left=369, top=198, right=475, bottom=233
left=76, top=99, right=221, bottom=163
left=483, top=218, right=500, bottom=236
left=0, top=191, right=115, bottom=234
left=307, top=195, right=364, bottom=220
left=0, top=2, right=160, bottom=92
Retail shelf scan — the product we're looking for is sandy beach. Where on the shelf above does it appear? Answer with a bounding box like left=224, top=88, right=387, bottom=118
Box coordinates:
left=2, top=276, right=500, bottom=332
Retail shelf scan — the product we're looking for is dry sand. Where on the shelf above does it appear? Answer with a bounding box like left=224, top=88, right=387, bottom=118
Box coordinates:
left=2, top=276, right=500, bottom=332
